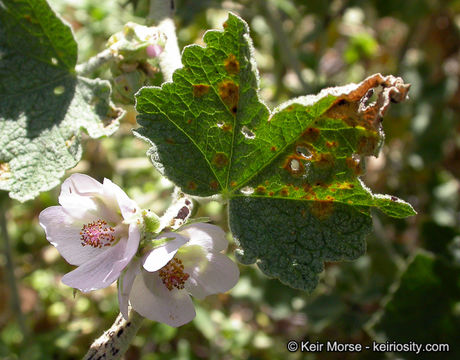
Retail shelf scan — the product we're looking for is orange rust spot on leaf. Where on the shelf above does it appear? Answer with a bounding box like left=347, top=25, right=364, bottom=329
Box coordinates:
left=324, top=99, right=374, bottom=129
left=224, top=54, right=240, bottom=75
left=187, top=119, right=193, bottom=124
left=280, top=187, right=289, bottom=196
left=326, top=141, right=338, bottom=148
left=357, top=135, right=379, bottom=156
left=212, top=152, right=229, bottom=168
left=346, top=157, right=363, bottom=175
left=193, top=84, right=210, bottom=97
left=230, top=181, right=237, bottom=187
left=221, top=123, right=232, bottom=132
left=223, top=21, right=228, bottom=28
left=269, top=191, right=274, bottom=196
left=325, top=195, right=335, bottom=201
left=302, top=127, right=320, bottom=143
left=218, top=80, right=239, bottom=113
left=187, top=181, right=197, bottom=190
left=303, top=183, right=316, bottom=197
left=271, top=146, right=277, bottom=152
left=337, top=182, right=355, bottom=190
left=286, top=105, right=295, bottom=112
left=256, top=186, right=266, bottom=194
left=311, top=200, right=334, bottom=220
left=313, top=153, right=335, bottom=168
left=210, top=180, right=219, bottom=190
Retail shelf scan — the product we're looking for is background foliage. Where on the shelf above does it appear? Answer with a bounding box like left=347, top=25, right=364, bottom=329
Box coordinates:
left=1, top=0, right=459, bottom=359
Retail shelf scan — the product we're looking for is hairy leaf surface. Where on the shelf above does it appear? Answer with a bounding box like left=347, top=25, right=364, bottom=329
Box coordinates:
left=135, top=13, right=416, bottom=290
left=0, top=0, right=122, bottom=201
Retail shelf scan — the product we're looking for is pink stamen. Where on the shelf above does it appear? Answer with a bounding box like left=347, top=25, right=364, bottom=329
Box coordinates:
left=159, top=258, right=190, bottom=291
left=80, top=219, right=115, bottom=248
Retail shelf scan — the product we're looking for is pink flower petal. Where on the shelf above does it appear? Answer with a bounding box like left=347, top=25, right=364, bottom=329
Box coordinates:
left=60, top=173, right=103, bottom=197
left=106, top=223, right=141, bottom=283
left=183, top=253, right=239, bottom=300
left=40, top=173, right=143, bottom=293
left=58, top=174, right=103, bottom=220
left=181, top=223, right=228, bottom=252
left=62, top=239, right=130, bottom=292
left=146, top=44, right=163, bottom=58
left=118, top=258, right=141, bottom=320
left=130, top=271, right=196, bottom=327
left=39, top=206, right=104, bottom=266
left=142, top=233, right=188, bottom=272
left=102, top=178, right=139, bottom=221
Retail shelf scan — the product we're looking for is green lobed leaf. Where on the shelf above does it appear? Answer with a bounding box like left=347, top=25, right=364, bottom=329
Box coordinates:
left=135, top=13, right=416, bottom=290
left=0, top=0, right=122, bottom=202
left=370, top=252, right=460, bottom=358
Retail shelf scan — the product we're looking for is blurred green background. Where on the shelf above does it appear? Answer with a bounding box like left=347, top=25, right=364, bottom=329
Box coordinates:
left=1, top=0, right=460, bottom=359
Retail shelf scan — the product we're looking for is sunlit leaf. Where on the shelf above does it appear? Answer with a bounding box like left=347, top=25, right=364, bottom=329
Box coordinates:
left=135, top=13, right=415, bottom=290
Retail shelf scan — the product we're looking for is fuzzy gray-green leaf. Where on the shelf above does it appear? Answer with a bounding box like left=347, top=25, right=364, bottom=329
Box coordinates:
left=0, top=0, right=122, bottom=201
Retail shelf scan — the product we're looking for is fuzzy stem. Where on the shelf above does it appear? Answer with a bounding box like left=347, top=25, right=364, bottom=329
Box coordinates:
left=82, top=2, right=183, bottom=358
left=75, top=49, right=116, bottom=76
left=147, top=0, right=182, bottom=82
left=0, top=195, right=28, bottom=338
left=82, top=310, right=144, bottom=360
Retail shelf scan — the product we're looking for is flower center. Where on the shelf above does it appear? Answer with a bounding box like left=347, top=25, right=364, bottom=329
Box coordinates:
left=80, top=219, right=115, bottom=248
left=159, top=258, right=190, bottom=291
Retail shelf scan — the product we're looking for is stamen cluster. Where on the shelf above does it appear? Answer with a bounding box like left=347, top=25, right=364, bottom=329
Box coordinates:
left=159, top=258, right=190, bottom=291
left=80, top=220, right=115, bottom=248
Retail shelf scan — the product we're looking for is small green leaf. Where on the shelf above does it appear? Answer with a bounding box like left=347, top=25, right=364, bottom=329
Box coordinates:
left=0, top=0, right=122, bottom=202
left=370, top=252, right=460, bottom=358
left=142, top=209, right=161, bottom=233
left=135, top=13, right=416, bottom=290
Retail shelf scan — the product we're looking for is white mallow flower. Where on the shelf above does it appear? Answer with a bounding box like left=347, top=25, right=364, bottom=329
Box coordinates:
left=118, top=223, right=239, bottom=327
left=39, top=173, right=141, bottom=292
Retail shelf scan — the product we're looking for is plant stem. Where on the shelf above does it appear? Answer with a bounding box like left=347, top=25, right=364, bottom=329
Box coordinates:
left=75, top=49, right=116, bottom=76
left=82, top=310, right=144, bottom=360
left=0, top=195, right=28, bottom=338
left=147, top=0, right=182, bottom=82
left=82, top=3, right=183, bottom=358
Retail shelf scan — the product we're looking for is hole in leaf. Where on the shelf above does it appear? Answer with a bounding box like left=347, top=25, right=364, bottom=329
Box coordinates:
left=296, top=145, right=312, bottom=159
left=51, top=57, right=58, bottom=65
left=54, top=85, right=65, bottom=95
left=240, top=186, right=254, bottom=195
left=361, top=85, right=383, bottom=109
left=241, top=126, right=255, bottom=139
left=290, top=159, right=300, bottom=172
